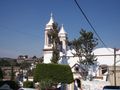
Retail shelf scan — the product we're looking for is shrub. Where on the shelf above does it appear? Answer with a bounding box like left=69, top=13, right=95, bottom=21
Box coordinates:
left=34, top=64, right=74, bottom=84
left=0, top=80, right=20, bottom=90
left=39, top=78, right=53, bottom=90
left=0, top=67, right=3, bottom=80
left=23, top=81, right=34, bottom=88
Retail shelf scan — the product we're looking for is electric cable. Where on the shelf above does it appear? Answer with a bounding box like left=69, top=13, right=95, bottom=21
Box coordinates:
left=73, top=0, right=113, bottom=53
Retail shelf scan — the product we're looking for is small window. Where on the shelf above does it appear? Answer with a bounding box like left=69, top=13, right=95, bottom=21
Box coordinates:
left=60, top=41, right=63, bottom=52
left=48, top=34, right=52, bottom=44
left=101, top=65, right=108, bottom=74
left=75, top=66, right=79, bottom=72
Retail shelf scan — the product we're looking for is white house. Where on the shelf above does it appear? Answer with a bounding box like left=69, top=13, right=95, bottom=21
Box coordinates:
left=93, top=48, right=120, bottom=66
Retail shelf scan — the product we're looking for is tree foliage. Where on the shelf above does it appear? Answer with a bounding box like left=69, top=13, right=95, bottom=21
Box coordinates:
left=0, top=58, right=18, bottom=66
left=70, top=29, right=98, bottom=79
left=79, top=29, right=98, bottom=65
left=38, top=57, right=44, bottom=63
left=0, top=81, right=20, bottom=90
left=0, top=67, right=3, bottom=80
left=0, top=59, right=11, bottom=66
left=48, top=23, right=60, bottom=64
left=10, top=65, right=15, bottom=81
left=34, top=64, right=73, bottom=84
left=23, top=81, right=34, bottom=88
left=19, top=61, right=31, bottom=70
left=70, top=29, right=98, bottom=65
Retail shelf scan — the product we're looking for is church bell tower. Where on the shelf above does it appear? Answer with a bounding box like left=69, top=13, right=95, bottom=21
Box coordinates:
left=58, top=24, right=67, bottom=55
left=43, top=14, right=54, bottom=63
left=58, top=24, right=68, bottom=64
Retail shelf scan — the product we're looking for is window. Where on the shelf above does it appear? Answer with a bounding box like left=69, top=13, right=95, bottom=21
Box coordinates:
left=101, top=65, right=108, bottom=74
left=74, top=66, right=79, bottom=72
left=48, top=34, right=52, bottom=44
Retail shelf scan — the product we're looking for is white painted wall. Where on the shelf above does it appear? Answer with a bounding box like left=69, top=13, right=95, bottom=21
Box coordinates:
left=93, top=48, right=120, bottom=66
left=44, top=51, right=53, bottom=63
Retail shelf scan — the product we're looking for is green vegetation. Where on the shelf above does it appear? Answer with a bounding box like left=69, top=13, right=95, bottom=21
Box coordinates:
left=69, top=29, right=98, bottom=79
left=19, top=61, right=31, bottom=70
left=79, top=29, right=98, bottom=65
left=0, top=67, right=3, bottom=80
left=48, top=23, right=60, bottom=64
left=34, top=64, right=73, bottom=89
left=23, top=81, right=34, bottom=88
left=39, top=79, right=53, bottom=90
left=10, top=65, right=15, bottom=81
left=0, top=80, right=20, bottom=90
left=70, top=29, right=98, bottom=65
left=0, top=58, right=19, bottom=66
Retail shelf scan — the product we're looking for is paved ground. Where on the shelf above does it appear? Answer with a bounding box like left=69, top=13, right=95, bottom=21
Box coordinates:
left=81, top=80, right=110, bottom=90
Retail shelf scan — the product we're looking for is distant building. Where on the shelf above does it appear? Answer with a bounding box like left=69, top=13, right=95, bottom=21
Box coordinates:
left=17, top=55, right=37, bottom=64
left=1, top=66, right=20, bottom=80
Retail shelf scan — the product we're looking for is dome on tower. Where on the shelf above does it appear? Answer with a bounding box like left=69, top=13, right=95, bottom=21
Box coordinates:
left=46, top=13, right=54, bottom=29
left=59, top=24, right=67, bottom=36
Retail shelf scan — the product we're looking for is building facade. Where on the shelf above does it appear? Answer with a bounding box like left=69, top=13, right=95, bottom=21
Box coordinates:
left=43, top=14, right=120, bottom=89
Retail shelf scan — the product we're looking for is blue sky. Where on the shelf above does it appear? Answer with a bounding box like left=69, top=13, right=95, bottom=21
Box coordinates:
left=0, top=0, right=120, bottom=58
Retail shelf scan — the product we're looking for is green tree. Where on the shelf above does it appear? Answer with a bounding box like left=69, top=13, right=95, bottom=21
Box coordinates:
left=79, top=29, right=98, bottom=65
left=0, top=59, right=11, bottom=66
left=71, top=29, right=98, bottom=65
left=23, top=81, right=34, bottom=88
left=32, top=56, right=37, bottom=60
left=10, top=65, right=15, bottom=81
left=69, top=38, right=83, bottom=61
left=70, top=29, right=98, bottom=79
left=0, top=58, right=18, bottom=66
left=0, top=67, right=3, bottom=80
left=34, top=56, right=44, bottom=64
left=34, top=64, right=73, bottom=89
left=20, top=61, right=31, bottom=70
left=20, top=61, right=31, bottom=81
left=48, top=23, right=60, bottom=64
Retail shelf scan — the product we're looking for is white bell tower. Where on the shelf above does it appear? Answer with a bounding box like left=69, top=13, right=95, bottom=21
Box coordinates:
left=43, top=13, right=54, bottom=63
left=58, top=24, right=68, bottom=64
left=58, top=24, right=67, bottom=55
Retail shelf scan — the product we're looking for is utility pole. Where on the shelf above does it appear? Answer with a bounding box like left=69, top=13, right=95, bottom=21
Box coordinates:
left=114, top=48, right=116, bottom=86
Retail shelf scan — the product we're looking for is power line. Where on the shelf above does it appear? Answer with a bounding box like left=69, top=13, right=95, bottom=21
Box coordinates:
left=73, top=0, right=109, bottom=49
